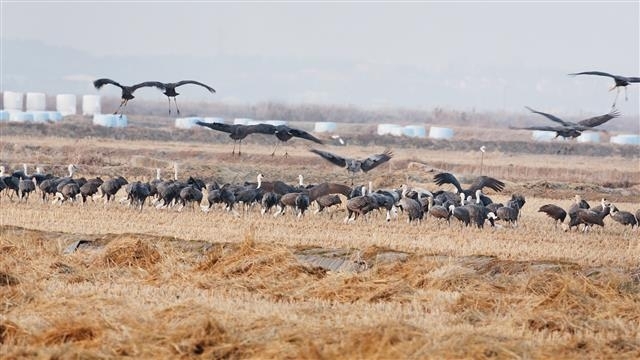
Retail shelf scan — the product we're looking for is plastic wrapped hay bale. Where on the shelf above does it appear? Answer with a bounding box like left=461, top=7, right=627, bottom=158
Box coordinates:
left=265, top=120, right=288, bottom=126
left=175, top=117, right=203, bottom=129
left=3, top=91, right=24, bottom=111
left=576, top=131, right=600, bottom=143
left=203, top=117, right=225, bottom=124
left=388, top=125, right=404, bottom=136
left=93, top=114, right=117, bottom=127
left=429, top=126, right=454, bottom=139
left=404, top=125, right=426, bottom=138
left=115, top=115, right=128, bottom=127
left=531, top=130, right=556, bottom=142
left=314, top=122, right=337, bottom=133
left=0, top=110, right=9, bottom=121
left=9, top=111, right=34, bottom=122
left=31, top=111, right=50, bottom=123
left=56, top=94, right=77, bottom=116
left=82, top=95, right=101, bottom=115
left=377, top=124, right=394, bottom=136
left=610, top=134, right=640, bottom=145
left=47, top=111, right=63, bottom=122
left=26, top=92, right=46, bottom=111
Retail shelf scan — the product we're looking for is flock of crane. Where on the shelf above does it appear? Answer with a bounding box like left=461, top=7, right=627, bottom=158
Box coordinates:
left=2, top=71, right=638, bottom=233
left=1, top=162, right=638, bottom=232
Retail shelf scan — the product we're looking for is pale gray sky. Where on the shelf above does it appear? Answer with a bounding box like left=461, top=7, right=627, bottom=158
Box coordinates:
left=2, top=1, right=639, bottom=116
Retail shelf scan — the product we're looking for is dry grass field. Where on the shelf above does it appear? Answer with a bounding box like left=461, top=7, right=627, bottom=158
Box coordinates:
left=1, top=119, right=640, bottom=359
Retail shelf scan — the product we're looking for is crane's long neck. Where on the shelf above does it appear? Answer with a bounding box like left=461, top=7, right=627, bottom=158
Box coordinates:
left=68, top=165, right=76, bottom=177
left=298, top=175, right=304, bottom=187
left=156, top=168, right=161, bottom=180
left=173, top=163, right=178, bottom=181
left=0, top=166, right=4, bottom=177
left=23, top=163, right=29, bottom=176
left=460, top=193, right=465, bottom=206
left=257, top=174, right=262, bottom=189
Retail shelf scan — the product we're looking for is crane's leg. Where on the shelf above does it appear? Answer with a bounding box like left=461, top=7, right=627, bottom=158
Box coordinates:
left=270, top=141, right=279, bottom=156
left=174, top=97, right=181, bottom=115
left=114, top=99, right=126, bottom=115
left=168, top=97, right=172, bottom=115
left=624, top=86, right=628, bottom=102
left=231, top=141, right=237, bottom=155
left=238, top=140, right=242, bottom=156
left=611, top=86, right=620, bottom=107
left=119, top=100, right=128, bottom=118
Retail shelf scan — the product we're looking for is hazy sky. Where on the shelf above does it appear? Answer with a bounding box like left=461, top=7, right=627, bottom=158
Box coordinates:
left=2, top=1, right=639, bottom=116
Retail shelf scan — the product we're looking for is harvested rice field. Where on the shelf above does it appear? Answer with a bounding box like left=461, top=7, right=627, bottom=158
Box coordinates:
left=1, top=119, right=639, bottom=359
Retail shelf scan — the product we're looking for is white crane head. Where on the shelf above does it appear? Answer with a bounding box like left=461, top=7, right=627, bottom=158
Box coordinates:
left=298, top=174, right=304, bottom=186
left=155, top=168, right=161, bottom=180
left=480, top=146, right=486, bottom=153
left=460, top=192, right=466, bottom=205
left=68, top=164, right=77, bottom=177
left=449, top=204, right=456, bottom=214
left=0, top=165, right=5, bottom=176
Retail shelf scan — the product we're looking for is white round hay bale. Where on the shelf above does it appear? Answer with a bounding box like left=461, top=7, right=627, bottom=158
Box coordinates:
left=404, top=125, right=426, bottom=138
left=429, top=126, right=454, bottom=139
left=9, top=111, right=34, bottom=122
left=175, top=117, right=203, bottom=129
left=576, top=131, right=600, bottom=143
left=531, top=130, right=556, bottom=142
left=377, top=124, right=394, bottom=135
left=203, top=117, right=225, bottom=124
left=82, top=95, right=101, bottom=115
left=47, top=111, right=63, bottom=122
left=610, top=134, right=640, bottom=145
left=93, top=114, right=117, bottom=127
left=3, top=91, right=24, bottom=111
left=31, top=111, right=50, bottom=123
left=26, top=92, right=46, bottom=111
left=389, top=125, right=404, bottom=136
left=314, top=121, right=337, bottom=133
left=115, top=115, right=128, bottom=127
left=265, top=120, right=288, bottom=126
left=56, top=94, right=77, bottom=116
left=234, top=118, right=252, bottom=125
left=0, top=110, right=9, bottom=121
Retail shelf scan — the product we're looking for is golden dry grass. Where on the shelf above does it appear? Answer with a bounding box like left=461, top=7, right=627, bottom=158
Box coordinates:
left=1, top=131, right=640, bottom=358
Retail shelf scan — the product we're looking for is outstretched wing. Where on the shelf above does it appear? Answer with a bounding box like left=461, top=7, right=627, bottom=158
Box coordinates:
left=174, top=80, right=216, bottom=93
left=195, top=121, right=234, bottom=134
left=525, top=106, right=573, bottom=126
left=627, top=77, right=640, bottom=83
left=360, top=149, right=393, bottom=172
left=246, top=123, right=277, bottom=135
left=131, top=81, right=166, bottom=91
left=309, top=149, right=347, bottom=168
left=433, top=172, right=463, bottom=193
left=468, top=176, right=505, bottom=193
left=577, top=109, right=620, bottom=128
left=569, top=71, right=616, bottom=79
left=287, top=127, right=324, bottom=144
left=93, top=78, right=122, bottom=90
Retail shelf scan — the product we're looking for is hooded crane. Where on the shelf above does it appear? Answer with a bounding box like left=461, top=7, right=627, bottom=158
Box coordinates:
left=309, top=148, right=393, bottom=184
left=509, top=106, right=620, bottom=139
left=195, top=121, right=322, bottom=156
left=538, top=204, right=567, bottom=227
left=433, top=172, right=505, bottom=203
left=569, top=71, right=640, bottom=106
left=150, top=80, right=216, bottom=115
left=93, top=78, right=164, bottom=116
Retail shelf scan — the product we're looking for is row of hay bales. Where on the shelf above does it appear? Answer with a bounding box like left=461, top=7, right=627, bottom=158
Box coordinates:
left=531, top=130, right=640, bottom=145
left=377, top=123, right=452, bottom=139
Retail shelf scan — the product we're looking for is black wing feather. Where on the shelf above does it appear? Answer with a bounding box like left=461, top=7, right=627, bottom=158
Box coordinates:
left=569, top=71, right=616, bottom=78
left=288, top=128, right=324, bottom=144
left=360, top=149, right=393, bottom=172
left=195, top=121, right=234, bottom=134
left=93, top=78, right=122, bottom=90
left=309, top=149, right=347, bottom=168
left=577, top=109, right=620, bottom=128
left=525, top=106, right=572, bottom=126
left=131, top=81, right=166, bottom=91
left=468, top=176, right=505, bottom=193
left=433, top=172, right=463, bottom=193
left=174, top=80, right=216, bottom=93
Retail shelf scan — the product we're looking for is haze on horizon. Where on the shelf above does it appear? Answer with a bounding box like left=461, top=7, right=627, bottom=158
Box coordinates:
left=1, top=2, right=639, bottom=118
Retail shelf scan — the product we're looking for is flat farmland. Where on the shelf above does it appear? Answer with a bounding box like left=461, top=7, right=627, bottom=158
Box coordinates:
left=1, top=120, right=639, bottom=359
